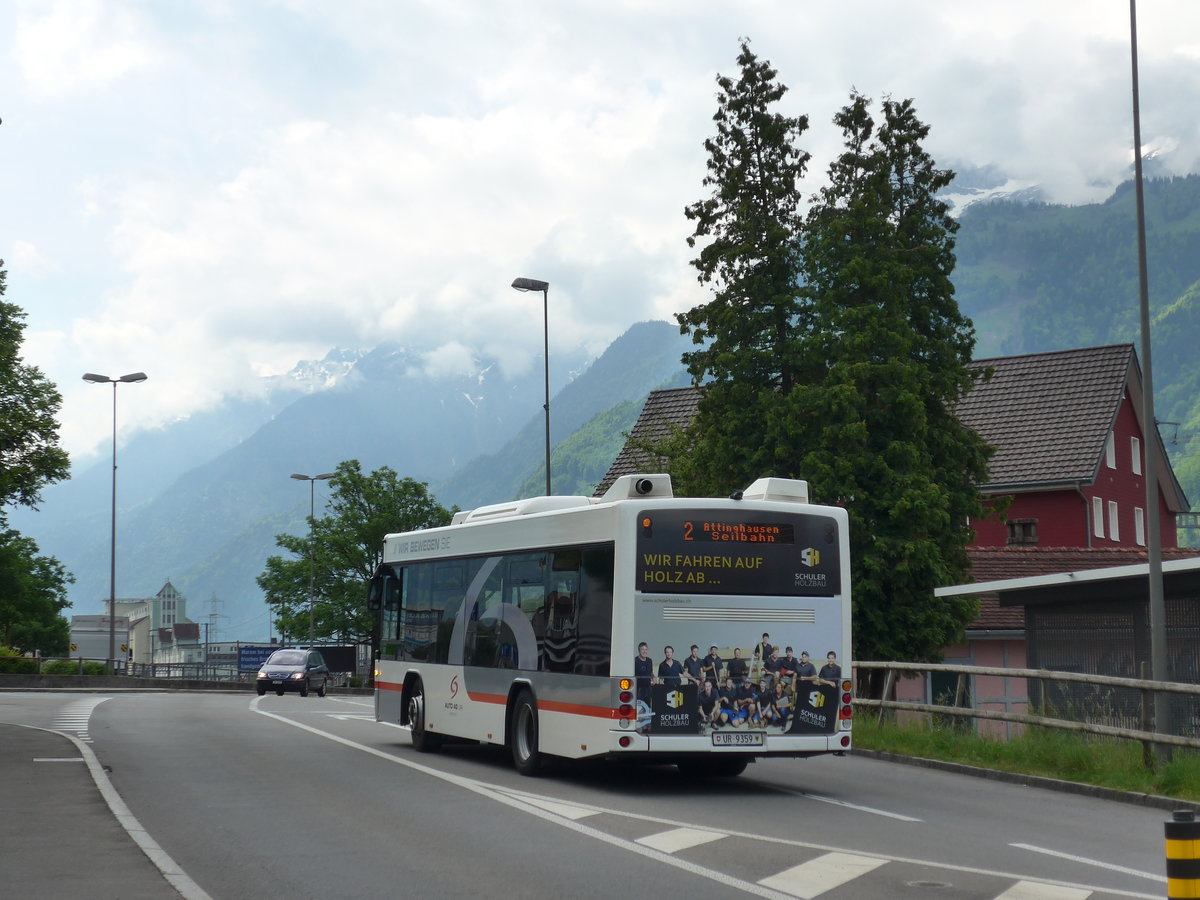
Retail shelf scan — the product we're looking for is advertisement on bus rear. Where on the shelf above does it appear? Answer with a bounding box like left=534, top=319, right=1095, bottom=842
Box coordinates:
left=631, top=508, right=846, bottom=738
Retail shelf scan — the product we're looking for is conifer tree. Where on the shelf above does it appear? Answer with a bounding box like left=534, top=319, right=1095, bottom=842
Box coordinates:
left=673, top=53, right=996, bottom=665
left=675, top=41, right=810, bottom=494
left=790, top=93, right=995, bottom=663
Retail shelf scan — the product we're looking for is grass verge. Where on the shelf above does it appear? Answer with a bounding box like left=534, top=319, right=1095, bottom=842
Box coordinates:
left=853, top=715, right=1200, bottom=803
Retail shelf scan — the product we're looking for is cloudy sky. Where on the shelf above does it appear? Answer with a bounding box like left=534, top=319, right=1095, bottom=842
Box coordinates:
left=4, top=1, right=1200, bottom=464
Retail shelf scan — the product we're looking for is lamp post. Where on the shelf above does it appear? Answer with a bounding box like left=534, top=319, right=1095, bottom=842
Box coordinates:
left=1128, top=0, right=1168, bottom=753
left=510, top=277, right=551, bottom=495
left=290, top=472, right=335, bottom=645
left=83, top=371, right=148, bottom=670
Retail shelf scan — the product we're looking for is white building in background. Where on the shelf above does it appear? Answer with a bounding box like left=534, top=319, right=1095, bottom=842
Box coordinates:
left=100, top=579, right=202, bottom=666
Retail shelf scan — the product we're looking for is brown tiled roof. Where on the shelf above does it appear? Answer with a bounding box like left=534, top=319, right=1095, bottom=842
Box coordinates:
left=595, top=386, right=702, bottom=494
left=599, top=343, right=1188, bottom=506
left=963, top=546, right=1200, bottom=631
left=960, top=344, right=1132, bottom=489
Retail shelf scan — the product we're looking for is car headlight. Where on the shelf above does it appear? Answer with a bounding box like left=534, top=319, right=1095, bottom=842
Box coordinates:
left=290, top=672, right=305, bottom=680
left=256, top=671, right=268, bottom=680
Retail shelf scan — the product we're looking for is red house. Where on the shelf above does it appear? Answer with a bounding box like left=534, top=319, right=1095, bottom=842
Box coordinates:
left=959, top=344, right=1187, bottom=550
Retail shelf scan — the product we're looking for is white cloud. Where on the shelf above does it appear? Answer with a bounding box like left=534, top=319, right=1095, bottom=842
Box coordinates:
left=13, top=0, right=163, bottom=99
left=4, top=1, right=1200, bottom=460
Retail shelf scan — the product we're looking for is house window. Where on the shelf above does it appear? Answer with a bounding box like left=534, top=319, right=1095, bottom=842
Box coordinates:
left=1092, top=496, right=1105, bottom=538
left=1135, top=507, right=1146, bottom=546
left=1105, top=432, right=1116, bottom=469
left=1108, top=500, right=1120, bottom=541
left=1006, top=518, right=1039, bottom=545
left=1132, top=436, right=1142, bottom=475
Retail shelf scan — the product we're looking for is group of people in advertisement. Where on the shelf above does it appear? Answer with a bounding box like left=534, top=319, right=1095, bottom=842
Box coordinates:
left=633, top=634, right=843, bottom=735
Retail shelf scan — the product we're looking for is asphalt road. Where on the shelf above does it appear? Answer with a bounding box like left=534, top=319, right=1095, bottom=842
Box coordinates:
left=0, top=690, right=1175, bottom=899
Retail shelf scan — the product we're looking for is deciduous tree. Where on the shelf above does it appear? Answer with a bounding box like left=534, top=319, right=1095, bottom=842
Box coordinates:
left=0, top=528, right=72, bottom=654
left=257, top=460, right=453, bottom=644
left=0, top=263, right=70, bottom=514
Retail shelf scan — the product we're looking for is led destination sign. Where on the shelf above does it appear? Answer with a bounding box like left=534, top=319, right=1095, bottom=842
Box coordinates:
left=636, top=509, right=840, bottom=597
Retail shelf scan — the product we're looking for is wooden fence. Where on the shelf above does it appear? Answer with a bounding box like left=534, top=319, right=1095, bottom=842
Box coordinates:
left=853, top=660, right=1200, bottom=756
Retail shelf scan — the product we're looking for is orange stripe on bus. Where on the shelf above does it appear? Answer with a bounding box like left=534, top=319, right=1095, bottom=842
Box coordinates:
left=376, top=682, right=618, bottom=719
left=466, top=691, right=618, bottom=719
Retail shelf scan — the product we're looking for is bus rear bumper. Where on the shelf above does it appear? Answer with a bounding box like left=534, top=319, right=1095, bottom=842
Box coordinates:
left=609, top=731, right=851, bottom=756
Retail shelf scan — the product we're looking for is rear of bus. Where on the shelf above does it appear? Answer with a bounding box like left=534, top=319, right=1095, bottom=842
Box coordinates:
left=609, top=476, right=852, bottom=769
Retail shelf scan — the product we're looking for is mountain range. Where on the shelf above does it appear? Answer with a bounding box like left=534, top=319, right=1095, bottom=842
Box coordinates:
left=11, top=174, right=1200, bottom=640
left=10, top=322, right=693, bottom=639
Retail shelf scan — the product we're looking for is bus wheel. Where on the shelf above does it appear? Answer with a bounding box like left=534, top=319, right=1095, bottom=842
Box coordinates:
left=677, top=756, right=749, bottom=778
left=510, top=691, right=542, bottom=776
left=408, top=681, right=442, bottom=752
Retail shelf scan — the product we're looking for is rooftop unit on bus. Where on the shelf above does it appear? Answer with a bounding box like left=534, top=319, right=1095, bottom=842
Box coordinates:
left=599, top=473, right=673, bottom=502
left=740, top=477, right=809, bottom=504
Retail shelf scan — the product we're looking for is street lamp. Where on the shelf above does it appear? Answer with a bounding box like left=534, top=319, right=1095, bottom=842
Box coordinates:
left=83, top=371, right=148, bottom=671
left=291, top=472, right=335, bottom=645
left=510, top=276, right=551, bottom=495
left=1128, top=0, right=1168, bottom=753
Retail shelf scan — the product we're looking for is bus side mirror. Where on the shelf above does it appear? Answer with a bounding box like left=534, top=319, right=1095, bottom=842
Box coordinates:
left=367, top=575, right=385, bottom=612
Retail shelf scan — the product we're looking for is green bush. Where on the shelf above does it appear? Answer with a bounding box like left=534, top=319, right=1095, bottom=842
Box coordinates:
left=40, top=659, right=83, bottom=675
left=0, top=648, right=37, bottom=674
left=38, top=659, right=113, bottom=675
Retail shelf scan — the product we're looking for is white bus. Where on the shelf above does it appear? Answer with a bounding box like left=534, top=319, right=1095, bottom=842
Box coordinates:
left=369, top=473, right=853, bottom=777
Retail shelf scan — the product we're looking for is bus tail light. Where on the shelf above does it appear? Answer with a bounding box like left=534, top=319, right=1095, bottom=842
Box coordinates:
left=618, top=705, right=635, bottom=718
left=619, top=735, right=632, bottom=748
left=839, top=705, right=853, bottom=721
left=619, top=691, right=633, bottom=704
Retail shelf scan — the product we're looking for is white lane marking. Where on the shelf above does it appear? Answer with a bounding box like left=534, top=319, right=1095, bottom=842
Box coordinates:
left=1011, top=843, right=1166, bottom=883
left=637, top=827, right=726, bottom=854
left=34, top=757, right=85, bottom=762
left=994, top=881, right=1093, bottom=899
left=774, top=787, right=922, bottom=822
left=325, top=714, right=375, bottom=721
left=256, top=701, right=1165, bottom=900
left=15, top=722, right=212, bottom=900
left=760, top=852, right=888, bottom=898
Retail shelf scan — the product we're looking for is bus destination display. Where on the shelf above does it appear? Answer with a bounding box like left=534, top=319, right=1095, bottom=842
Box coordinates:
left=636, top=509, right=840, bottom=597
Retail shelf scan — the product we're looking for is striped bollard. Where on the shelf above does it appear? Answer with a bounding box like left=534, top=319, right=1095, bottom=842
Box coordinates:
left=1167, top=809, right=1200, bottom=899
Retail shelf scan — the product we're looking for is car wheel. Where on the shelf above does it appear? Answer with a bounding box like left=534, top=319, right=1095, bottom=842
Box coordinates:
left=317, top=679, right=326, bottom=698
left=510, top=690, right=542, bottom=776
left=275, top=688, right=284, bottom=696
left=408, top=679, right=442, bottom=752
left=300, top=679, right=309, bottom=698
left=256, top=688, right=265, bottom=696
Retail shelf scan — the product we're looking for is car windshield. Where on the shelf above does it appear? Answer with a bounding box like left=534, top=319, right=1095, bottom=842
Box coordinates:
left=266, top=651, right=307, bottom=666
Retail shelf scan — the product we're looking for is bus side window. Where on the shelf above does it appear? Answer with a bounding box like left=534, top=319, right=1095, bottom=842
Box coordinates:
left=576, top=546, right=615, bottom=676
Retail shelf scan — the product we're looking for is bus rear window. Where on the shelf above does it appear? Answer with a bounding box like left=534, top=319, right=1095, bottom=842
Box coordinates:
left=636, top=509, right=840, bottom=596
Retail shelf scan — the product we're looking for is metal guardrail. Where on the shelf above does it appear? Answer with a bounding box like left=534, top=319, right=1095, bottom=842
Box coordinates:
left=16, top=657, right=364, bottom=683
left=853, top=660, right=1200, bottom=755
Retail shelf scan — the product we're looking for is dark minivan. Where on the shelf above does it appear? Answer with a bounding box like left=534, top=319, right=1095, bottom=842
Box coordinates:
left=256, top=648, right=330, bottom=697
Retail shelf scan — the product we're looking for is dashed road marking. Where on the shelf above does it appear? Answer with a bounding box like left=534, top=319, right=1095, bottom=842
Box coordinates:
left=994, top=881, right=1094, bottom=899
left=759, top=851, right=888, bottom=898
left=637, top=827, right=726, bottom=853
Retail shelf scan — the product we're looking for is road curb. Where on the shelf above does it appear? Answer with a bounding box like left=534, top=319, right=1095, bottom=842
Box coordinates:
left=852, top=747, right=1200, bottom=813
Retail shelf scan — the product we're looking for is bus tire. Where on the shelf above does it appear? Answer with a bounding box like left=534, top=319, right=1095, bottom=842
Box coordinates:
left=510, top=690, right=542, bottom=776
left=408, top=680, right=442, bottom=752
left=677, top=756, right=749, bottom=778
